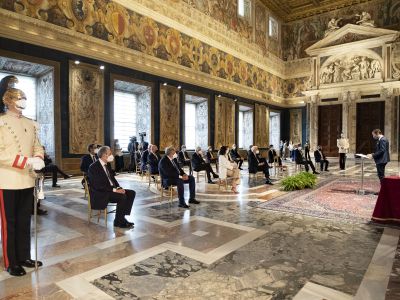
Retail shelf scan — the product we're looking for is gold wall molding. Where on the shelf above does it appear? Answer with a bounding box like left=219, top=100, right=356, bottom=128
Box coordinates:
left=0, top=8, right=290, bottom=106
left=290, top=109, right=302, bottom=145
left=159, top=85, right=180, bottom=150
left=214, top=96, right=235, bottom=149
left=254, top=104, right=269, bottom=148
left=115, top=0, right=286, bottom=79
left=69, top=61, right=104, bottom=154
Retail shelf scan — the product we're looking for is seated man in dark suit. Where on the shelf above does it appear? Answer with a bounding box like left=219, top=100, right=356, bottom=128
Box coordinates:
left=140, top=144, right=151, bottom=173
left=295, top=144, right=319, bottom=174
left=229, top=144, right=243, bottom=170
left=268, top=145, right=282, bottom=167
left=206, top=146, right=218, bottom=172
left=148, top=144, right=161, bottom=175
left=88, top=146, right=135, bottom=228
left=191, top=147, right=219, bottom=184
left=314, top=145, right=329, bottom=172
left=80, top=144, right=97, bottom=174
left=248, top=145, right=273, bottom=185
left=178, top=145, right=192, bottom=174
left=43, top=146, right=71, bottom=188
left=159, top=146, right=199, bottom=208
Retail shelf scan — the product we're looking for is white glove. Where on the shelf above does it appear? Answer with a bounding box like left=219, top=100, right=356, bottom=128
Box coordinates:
left=27, top=157, right=45, bottom=170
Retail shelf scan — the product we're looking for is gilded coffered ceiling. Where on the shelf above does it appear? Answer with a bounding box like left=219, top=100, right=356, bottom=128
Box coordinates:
left=260, top=0, right=373, bottom=22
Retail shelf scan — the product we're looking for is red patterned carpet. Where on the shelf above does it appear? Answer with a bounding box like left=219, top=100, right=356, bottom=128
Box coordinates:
left=259, top=178, right=381, bottom=223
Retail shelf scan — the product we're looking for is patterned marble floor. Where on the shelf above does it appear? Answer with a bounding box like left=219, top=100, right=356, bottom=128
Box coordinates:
left=0, top=160, right=399, bottom=299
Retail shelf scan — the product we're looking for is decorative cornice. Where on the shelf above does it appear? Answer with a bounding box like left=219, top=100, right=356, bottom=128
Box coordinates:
left=0, top=9, right=290, bottom=106
left=115, top=0, right=286, bottom=78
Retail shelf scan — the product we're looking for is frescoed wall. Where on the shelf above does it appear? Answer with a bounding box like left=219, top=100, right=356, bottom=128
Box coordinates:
left=282, top=0, right=400, bottom=61
left=0, top=0, right=285, bottom=99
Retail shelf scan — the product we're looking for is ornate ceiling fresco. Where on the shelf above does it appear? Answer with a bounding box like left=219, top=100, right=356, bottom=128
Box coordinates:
left=260, top=0, right=372, bottom=22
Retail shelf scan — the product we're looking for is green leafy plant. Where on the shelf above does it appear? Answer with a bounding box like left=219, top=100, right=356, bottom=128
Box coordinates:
left=280, top=172, right=317, bottom=191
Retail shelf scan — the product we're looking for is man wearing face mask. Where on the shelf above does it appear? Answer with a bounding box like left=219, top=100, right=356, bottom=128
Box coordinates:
left=178, top=145, right=192, bottom=174
left=367, top=129, right=390, bottom=182
left=229, top=144, right=243, bottom=170
left=314, top=145, right=329, bottom=172
left=191, top=146, right=219, bottom=184
left=206, top=146, right=218, bottom=172
left=248, top=146, right=273, bottom=185
left=337, top=132, right=349, bottom=170
left=159, top=146, right=198, bottom=208
left=0, top=75, right=45, bottom=276
left=87, top=146, right=135, bottom=228
left=295, top=143, right=319, bottom=174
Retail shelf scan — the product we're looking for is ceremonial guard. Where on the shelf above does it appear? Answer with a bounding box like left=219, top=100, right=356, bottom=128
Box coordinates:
left=337, top=132, right=350, bottom=170
left=0, top=76, right=45, bottom=276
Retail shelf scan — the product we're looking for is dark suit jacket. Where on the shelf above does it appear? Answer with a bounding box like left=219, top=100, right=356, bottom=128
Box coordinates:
left=141, top=149, right=149, bottom=170
left=80, top=154, right=97, bottom=173
left=87, top=160, right=120, bottom=210
left=191, top=152, right=206, bottom=170
left=148, top=152, right=161, bottom=174
left=248, top=151, right=261, bottom=173
left=230, top=149, right=241, bottom=160
left=206, top=151, right=216, bottom=163
left=314, top=150, right=326, bottom=162
left=295, top=149, right=305, bottom=164
left=44, top=154, right=52, bottom=166
left=158, top=155, right=185, bottom=186
left=178, top=150, right=190, bottom=164
left=373, top=137, right=390, bottom=164
left=268, top=149, right=278, bottom=163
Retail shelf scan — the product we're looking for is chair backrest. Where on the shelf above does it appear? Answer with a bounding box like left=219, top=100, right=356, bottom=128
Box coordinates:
left=83, top=176, right=91, bottom=210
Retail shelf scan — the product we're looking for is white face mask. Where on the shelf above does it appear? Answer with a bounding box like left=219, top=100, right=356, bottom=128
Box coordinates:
left=94, top=148, right=99, bottom=154
left=298, top=147, right=302, bottom=150
left=198, top=151, right=203, bottom=155
left=256, top=150, right=260, bottom=154
left=107, top=154, right=114, bottom=162
left=173, top=153, right=178, bottom=159
left=182, top=147, right=186, bottom=151
left=15, top=99, right=27, bottom=111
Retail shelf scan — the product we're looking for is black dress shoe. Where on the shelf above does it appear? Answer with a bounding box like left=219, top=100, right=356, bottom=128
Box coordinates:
left=113, top=221, right=133, bottom=228
left=325, top=170, right=329, bottom=172
left=124, top=219, right=135, bottom=226
left=189, top=199, right=200, bottom=204
left=64, top=175, right=72, bottom=179
left=52, top=184, right=61, bottom=188
left=20, top=259, right=43, bottom=268
left=213, top=174, right=219, bottom=179
left=265, top=180, right=274, bottom=185
left=207, top=180, right=215, bottom=184
left=37, top=208, right=48, bottom=215
left=178, top=204, right=190, bottom=208
left=313, top=172, right=320, bottom=175
left=7, top=265, right=26, bottom=276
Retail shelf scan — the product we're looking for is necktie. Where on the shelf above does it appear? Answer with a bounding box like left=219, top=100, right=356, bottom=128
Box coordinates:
left=172, top=160, right=180, bottom=174
left=92, top=155, right=96, bottom=162
left=104, top=165, right=114, bottom=187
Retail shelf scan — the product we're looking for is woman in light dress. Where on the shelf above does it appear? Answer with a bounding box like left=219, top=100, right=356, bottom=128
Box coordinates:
left=218, top=146, right=241, bottom=194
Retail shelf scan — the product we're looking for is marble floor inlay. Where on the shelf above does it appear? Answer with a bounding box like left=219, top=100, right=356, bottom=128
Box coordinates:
left=0, top=161, right=399, bottom=299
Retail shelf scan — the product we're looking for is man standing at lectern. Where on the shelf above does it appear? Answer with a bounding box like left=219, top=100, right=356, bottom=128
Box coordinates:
left=367, top=129, right=390, bottom=182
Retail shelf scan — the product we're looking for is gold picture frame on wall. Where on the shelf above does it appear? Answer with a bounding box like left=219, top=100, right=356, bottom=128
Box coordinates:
left=214, top=96, right=235, bottom=149
left=159, top=84, right=180, bottom=150
left=69, top=61, right=104, bottom=154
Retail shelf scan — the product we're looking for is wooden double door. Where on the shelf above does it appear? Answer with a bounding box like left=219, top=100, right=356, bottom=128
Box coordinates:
left=318, top=104, right=342, bottom=157
left=356, top=101, right=385, bottom=154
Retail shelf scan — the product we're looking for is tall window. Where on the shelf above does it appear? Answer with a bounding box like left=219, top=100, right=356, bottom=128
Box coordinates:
left=185, top=102, right=196, bottom=149
left=269, top=111, right=281, bottom=149
left=0, top=72, right=36, bottom=120
left=238, top=0, right=251, bottom=20
left=113, top=91, right=137, bottom=150
left=238, top=105, right=253, bottom=149
left=269, top=16, right=278, bottom=39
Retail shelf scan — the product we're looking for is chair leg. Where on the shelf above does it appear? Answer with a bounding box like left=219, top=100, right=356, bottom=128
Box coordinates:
left=104, top=209, right=107, bottom=228
left=196, top=172, right=199, bottom=183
